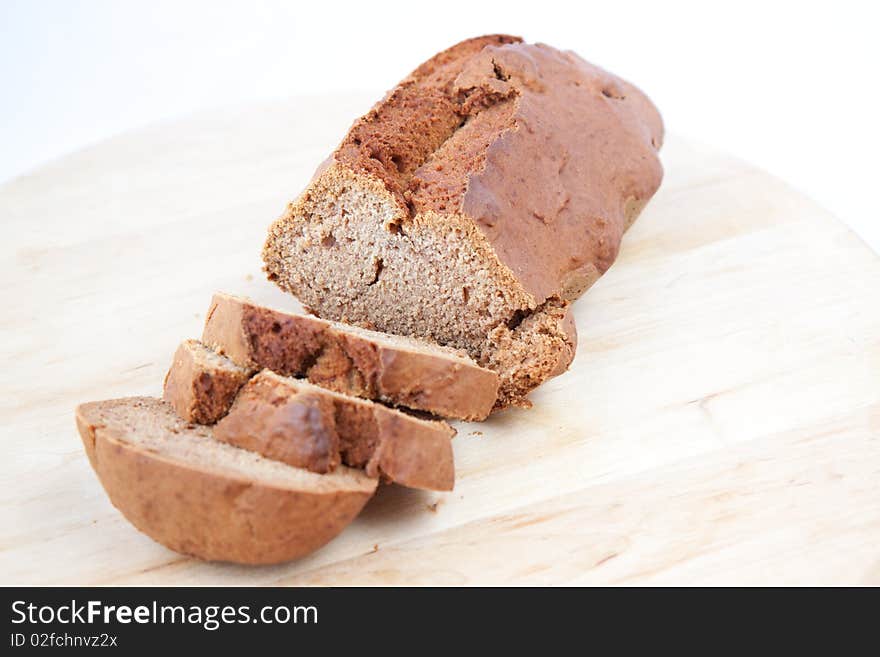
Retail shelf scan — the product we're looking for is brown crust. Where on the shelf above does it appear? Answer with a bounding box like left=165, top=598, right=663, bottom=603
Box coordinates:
left=162, top=339, right=251, bottom=424
left=368, top=405, right=455, bottom=491
left=334, top=34, right=523, bottom=210
left=201, top=292, right=498, bottom=421
left=76, top=398, right=376, bottom=565
left=216, top=371, right=455, bottom=491
left=214, top=375, right=341, bottom=474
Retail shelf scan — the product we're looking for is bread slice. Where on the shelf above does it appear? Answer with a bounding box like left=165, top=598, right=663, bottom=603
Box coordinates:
left=215, top=370, right=455, bottom=491
left=214, top=371, right=341, bottom=475
left=262, top=35, right=662, bottom=407
left=162, top=339, right=252, bottom=424
left=201, top=292, right=498, bottom=420
left=76, top=397, right=376, bottom=565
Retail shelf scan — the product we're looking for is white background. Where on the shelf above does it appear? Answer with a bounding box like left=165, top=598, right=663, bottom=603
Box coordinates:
left=2, top=0, right=878, bottom=254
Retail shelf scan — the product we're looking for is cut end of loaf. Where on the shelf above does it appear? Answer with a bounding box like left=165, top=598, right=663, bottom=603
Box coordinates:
left=262, top=165, right=570, bottom=407
left=263, top=167, right=532, bottom=353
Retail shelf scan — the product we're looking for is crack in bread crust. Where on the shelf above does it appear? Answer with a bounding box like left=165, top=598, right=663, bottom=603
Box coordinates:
left=334, top=35, right=522, bottom=214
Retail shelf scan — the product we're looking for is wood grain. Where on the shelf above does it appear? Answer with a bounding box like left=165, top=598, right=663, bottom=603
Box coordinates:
left=1, top=94, right=878, bottom=585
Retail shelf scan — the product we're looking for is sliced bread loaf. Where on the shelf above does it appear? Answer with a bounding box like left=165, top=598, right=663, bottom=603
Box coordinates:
left=162, top=339, right=252, bottom=424
left=76, top=397, right=376, bottom=565
left=263, top=35, right=662, bottom=406
left=215, top=370, right=455, bottom=491
left=201, top=292, right=498, bottom=420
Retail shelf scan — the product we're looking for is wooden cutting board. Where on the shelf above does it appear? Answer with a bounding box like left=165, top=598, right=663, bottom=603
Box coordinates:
left=2, top=94, right=879, bottom=585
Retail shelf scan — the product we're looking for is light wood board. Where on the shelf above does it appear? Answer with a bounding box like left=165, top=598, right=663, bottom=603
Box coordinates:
left=1, top=94, right=879, bottom=585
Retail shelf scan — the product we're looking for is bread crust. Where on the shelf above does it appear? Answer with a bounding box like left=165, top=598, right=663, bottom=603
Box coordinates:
left=202, top=292, right=498, bottom=420
left=76, top=398, right=376, bottom=565
left=369, top=404, right=455, bottom=491
left=214, top=377, right=341, bottom=474
left=162, top=339, right=251, bottom=424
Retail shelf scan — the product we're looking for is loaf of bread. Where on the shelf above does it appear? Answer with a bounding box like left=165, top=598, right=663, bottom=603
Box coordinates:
left=76, top=397, right=376, bottom=564
left=202, top=292, right=499, bottom=420
left=263, top=35, right=663, bottom=407
left=76, top=36, right=665, bottom=565
left=215, top=370, right=455, bottom=490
